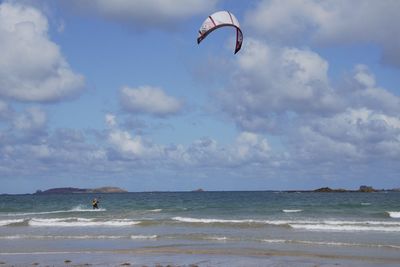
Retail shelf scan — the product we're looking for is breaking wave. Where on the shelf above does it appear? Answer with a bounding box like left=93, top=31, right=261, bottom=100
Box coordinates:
left=171, top=217, right=400, bottom=232
left=130, top=235, right=158, bottom=239
left=0, top=234, right=126, bottom=240
left=282, top=209, right=303, bottom=213
left=386, top=211, right=400, bottom=218
left=260, top=239, right=400, bottom=249
left=28, top=218, right=140, bottom=227
left=0, top=219, right=25, bottom=226
left=4, top=205, right=106, bottom=216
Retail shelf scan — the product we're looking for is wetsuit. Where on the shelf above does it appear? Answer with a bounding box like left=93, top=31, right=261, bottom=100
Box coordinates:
left=92, top=200, right=99, bottom=209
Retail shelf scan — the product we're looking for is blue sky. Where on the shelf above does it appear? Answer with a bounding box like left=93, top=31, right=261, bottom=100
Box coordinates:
left=1, top=0, right=400, bottom=193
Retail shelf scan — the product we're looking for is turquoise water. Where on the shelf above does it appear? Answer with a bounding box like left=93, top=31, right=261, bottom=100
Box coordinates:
left=1, top=191, right=400, bottom=261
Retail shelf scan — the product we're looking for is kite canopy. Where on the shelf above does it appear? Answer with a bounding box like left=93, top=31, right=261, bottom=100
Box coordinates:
left=197, top=11, right=243, bottom=54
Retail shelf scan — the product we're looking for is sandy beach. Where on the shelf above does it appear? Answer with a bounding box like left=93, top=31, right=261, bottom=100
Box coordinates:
left=2, top=245, right=400, bottom=267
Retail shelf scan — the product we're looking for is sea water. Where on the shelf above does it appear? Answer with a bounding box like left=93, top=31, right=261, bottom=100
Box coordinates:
left=1, top=191, right=400, bottom=264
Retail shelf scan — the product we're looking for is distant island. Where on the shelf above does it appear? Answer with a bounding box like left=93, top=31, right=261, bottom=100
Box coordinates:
left=192, top=188, right=204, bottom=192
left=34, top=186, right=127, bottom=194
left=290, top=185, right=400, bottom=193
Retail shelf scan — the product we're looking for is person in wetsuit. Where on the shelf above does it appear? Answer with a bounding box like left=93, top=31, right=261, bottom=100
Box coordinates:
left=92, top=198, right=99, bottom=209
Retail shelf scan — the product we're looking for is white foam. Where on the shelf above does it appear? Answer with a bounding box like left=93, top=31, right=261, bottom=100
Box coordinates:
left=0, top=251, right=106, bottom=256
left=0, top=219, right=24, bottom=226
left=171, top=217, right=400, bottom=232
left=171, top=217, right=311, bottom=226
left=30, top=217, right=93, bottom=223
left=69, top=205, right=106, bottom=212
left=130, top=235, right=158, bottom=239
left=206, top=236, right=228, bottom=241
left=5, top=206, right=106, bottom=216
left=290, top=223, right=400, bottom=232
left=387, top=211, right=400, bottom=218
left=0, top=235, right=125, bottom=240
left=29, top=218, right=140, bottom=227
left=148, top=209, right=162, bottom=212
left=282, top=209, right=303, bottom=213
left=361, top=202, right=371, bottom=206
left=172, top=217, right=260, bottom=224
left=321, top=220, right=400, bottom=226
left=261, top=239, right=287, bottom=244
left=260, top=239, right=400, bottom=249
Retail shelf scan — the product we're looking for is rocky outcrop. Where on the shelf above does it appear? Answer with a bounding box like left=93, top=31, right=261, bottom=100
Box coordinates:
left=358, top=185, right=377, bottom=192
left=192, top=188, right=204, bottom=192
left=314, top=187, right=347, bottom=192
left=314, top=186, right=377, bottom=193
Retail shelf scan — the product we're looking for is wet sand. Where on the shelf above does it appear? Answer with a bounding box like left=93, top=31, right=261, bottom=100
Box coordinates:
left=1, top=246, right=400, bottom=267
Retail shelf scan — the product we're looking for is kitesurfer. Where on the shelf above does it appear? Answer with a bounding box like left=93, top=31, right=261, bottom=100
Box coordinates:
left=92, top=198, right=99, bottom=209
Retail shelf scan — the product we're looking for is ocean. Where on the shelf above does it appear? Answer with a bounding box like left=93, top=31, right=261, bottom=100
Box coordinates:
left=1, top=191, right=400, bottom=266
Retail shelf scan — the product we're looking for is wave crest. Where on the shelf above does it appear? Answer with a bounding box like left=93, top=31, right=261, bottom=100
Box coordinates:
left=282, top=209, right=303, bottom=213
left=387, top=211, right=400, bottom=218
left=28, top=218, right=140, bottom=227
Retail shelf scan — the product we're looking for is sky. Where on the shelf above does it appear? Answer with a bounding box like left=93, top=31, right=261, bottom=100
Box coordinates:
left=0, top=0, right=400, bottom=194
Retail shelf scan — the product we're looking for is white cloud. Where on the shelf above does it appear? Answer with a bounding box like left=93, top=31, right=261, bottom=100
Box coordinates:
left=103, top=112, right=272, bottom=167
left=293, top=108, right=400, bottom=163
left=12, top=106, right=46, bottom=132
left=218, top=39, right=341, bottom=131
left=0, top=100, right=13, bottom=120
left=64, top=0, right=218, bottom=29
left=245, top=0, right=400, bottom=66
left=217, top=37, right=400, bottom=137
left=29, top=144, right=51, bottom=159
left=108, top=130, right=147, bottom=158
left=353, top=65, right=375, bottom=88
left=105, top=115, right=163, bottom=160
left=213, top=34, right=400, bottom=171
left=232, top=132, right=270, bottom=162
left=0, top=2, right=85, bottom=102
left=168, top=132, right=271, bottom=167
left=105, top=113, right=117, bottom=127
left=245, top=0, right=325, bottom=43
left=340, top=65, right=400, bottom=115
left=120, top=86, right=183, bottom=117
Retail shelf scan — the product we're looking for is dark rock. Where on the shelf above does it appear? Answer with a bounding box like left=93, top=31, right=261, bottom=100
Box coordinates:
left=359, top=185, right=377, bottom=192
left=192, top=188, right=204, bottom=192
left=314, top=187, right=334, bottom=192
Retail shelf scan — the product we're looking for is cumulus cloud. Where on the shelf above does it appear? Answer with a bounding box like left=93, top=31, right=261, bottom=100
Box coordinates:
left=233, top=132, right=270, bottom=162
left=245, top=0, right=400, bottom=66
left=120, top=86, right=183, bottom=117
left=341, top=65, right=400, bottom=115
left=212, top=33, right=400, bottom=172
left=165, top=132, right=271, bottom=168
left=292, top=108, right=400, bottom=164
left=64, top=0, right=218, bottom=29
left=0, top=2, right=85, bottom=102
left=0, top=100, right=13, bottom=120
left=103, top=113, right=272, bottom=167
left=12, top=106, right=46, bottom=133
left=107, top=129, right=163, bottom=160
left=218, top=38, right=341, bottom=132
left=105, top=113, right=117, bottom=127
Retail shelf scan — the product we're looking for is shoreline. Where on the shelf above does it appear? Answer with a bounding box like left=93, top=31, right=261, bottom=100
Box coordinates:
left=2, top=246, right=400, bottom=266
